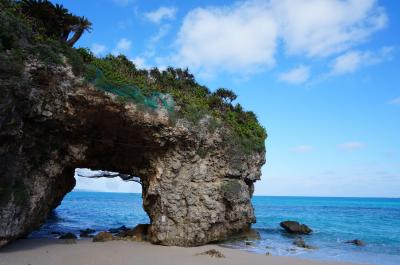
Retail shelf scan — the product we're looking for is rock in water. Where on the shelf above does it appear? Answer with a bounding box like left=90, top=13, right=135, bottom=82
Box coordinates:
left=79, top=232, right=92, bottom=238
left=93, top=232, right=113, bottom=242
left=80, top=228, right=95, bottom=234
left=280, top=221, right=312, bottom=234
left=0, top=59, right=265, bottom=247
left=293, top=237, right=307, bottom=248
left=108, top=225, right=128, bottom=234
left=293, top=237, right=315, bottom=249
left=346, top=239, right=365, bottom=246
left=79, top=228, right=95, bottom=238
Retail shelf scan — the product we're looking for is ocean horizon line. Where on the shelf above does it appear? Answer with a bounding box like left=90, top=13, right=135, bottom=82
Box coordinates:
left=72, top=189, right=400, bottom=199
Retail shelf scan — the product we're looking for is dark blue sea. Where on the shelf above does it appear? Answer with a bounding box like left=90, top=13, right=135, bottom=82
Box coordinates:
left=31, top=191, right=400, bottom=265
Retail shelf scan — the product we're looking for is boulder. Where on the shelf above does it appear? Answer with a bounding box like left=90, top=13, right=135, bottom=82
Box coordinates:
left=93, top=232, right=113, bottom=242
left=131, top=224, right=149, bottom=241
left=108, top=225, right=128, bottom=234
left=245, top=241, right=254, bottom=246
left=80, top=228, right=95, bottom=234
left=79, top=228, right=95, bottom=238
left=346, top=239, right=365, bottom=246
left=59, top=233, right=77, bottom=240
left=280, top=221, right=312, bottom=234
left=293, top=237, right=315, bottom=249
left=116, top=224, right=149, bottom=241
left=80, top=232, right=93, bottom=238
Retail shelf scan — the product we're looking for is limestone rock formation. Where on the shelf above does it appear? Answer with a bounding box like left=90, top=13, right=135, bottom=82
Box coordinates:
left=0, top=60, right=265, bottom=247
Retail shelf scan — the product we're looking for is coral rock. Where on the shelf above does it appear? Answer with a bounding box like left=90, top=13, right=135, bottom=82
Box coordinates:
left=0, top=61, right=265, bottom=247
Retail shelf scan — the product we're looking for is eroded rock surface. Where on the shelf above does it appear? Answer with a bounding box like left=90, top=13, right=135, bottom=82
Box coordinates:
left=0, top=61, right=265, bottom=247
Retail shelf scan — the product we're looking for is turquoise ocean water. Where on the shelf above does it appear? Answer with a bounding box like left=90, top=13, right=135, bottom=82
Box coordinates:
left=31, top=192, right=400, bottom=265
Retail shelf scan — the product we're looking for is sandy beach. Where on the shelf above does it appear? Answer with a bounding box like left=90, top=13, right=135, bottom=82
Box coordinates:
left=0, top=239, right=363, bottom=265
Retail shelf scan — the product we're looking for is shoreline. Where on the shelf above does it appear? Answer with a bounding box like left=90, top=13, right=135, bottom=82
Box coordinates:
left=0, top=238, right=365, bottom=265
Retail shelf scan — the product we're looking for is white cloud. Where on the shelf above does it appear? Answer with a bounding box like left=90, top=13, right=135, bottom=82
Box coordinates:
left=112, top=38, right=132, bottom=55
left=338, top=142, right=366, bottom=151
left=145, top=7, right=177, bottom=24
left=130, top=56, right=148, bottom=69
left=331, top=51, right=362, bottom=74
left=91, top=43, right=106, bottom=56
left=330, top=47, right=393, bottom=75
left=173, top=1, right=278, bottom=75
left=273, top=0, right=387, bottom=57
left=292, top=145, right=314, bottom=153
left=388, top=97, right=400, bottom=105
left=279, top=65, right=310, bottom=84
left=169, top=0, right=386, bottom=76
left=135, top=25, right=172, bottom=71
left=116, top=38, right=132, bottom=51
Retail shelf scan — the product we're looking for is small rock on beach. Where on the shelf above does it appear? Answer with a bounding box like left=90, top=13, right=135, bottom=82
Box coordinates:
left=58, top=233, right=77, bottom=240
left=80, top=228, right=96, bottom=238
left=93, top=232, right=113, bottom=242
left=195, top=249, right=225, bottom=258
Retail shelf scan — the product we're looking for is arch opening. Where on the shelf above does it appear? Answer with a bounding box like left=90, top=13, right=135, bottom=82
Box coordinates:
left=30, top=168, right=150, bottom=239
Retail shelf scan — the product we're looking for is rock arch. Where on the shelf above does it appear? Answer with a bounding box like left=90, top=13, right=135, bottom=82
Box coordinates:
left=0, top=62, right=265, bottom=247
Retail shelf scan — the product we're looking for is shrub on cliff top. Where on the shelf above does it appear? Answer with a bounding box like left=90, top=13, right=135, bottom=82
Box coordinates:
left=0, top=0, right=267, bottom=154
left=82, top=54, right=266, bottom=153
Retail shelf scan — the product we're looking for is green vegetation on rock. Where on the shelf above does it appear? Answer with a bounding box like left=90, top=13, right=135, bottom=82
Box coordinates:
left=0, top=0, right=267, bottom=154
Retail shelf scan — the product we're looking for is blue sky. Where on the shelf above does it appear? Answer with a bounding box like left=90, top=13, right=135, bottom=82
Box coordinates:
left=60, top=0, right=400, bottom=197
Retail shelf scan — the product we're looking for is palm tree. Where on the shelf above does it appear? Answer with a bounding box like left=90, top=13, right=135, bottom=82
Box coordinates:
left=53, top=4, right=71, bottom=41
left=66, top=16, right=92, bottom=47
left=18, top=0, right=92, bottom=47
left=19, top=0, right=54, bottom=33
left=213, top=88, right=237, bottom=104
